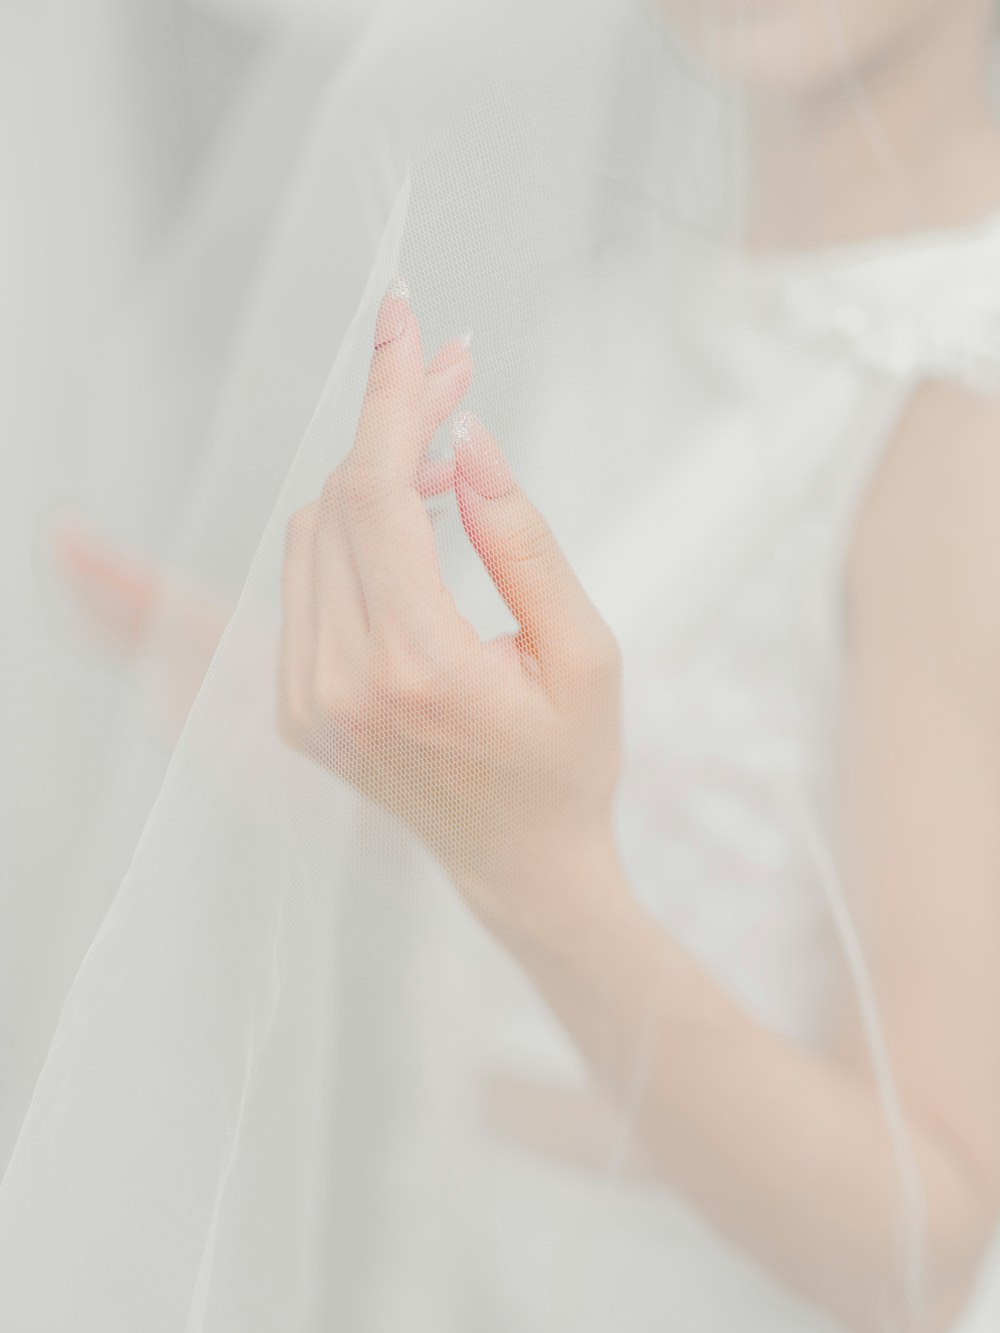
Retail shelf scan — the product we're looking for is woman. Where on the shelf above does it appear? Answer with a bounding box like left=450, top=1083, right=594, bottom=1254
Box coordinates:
left=16, top=0, right=1000, bottom=1328
left=269, top=1, right=1000, bottom=1328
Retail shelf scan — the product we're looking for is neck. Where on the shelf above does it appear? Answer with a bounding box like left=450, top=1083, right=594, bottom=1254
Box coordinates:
left=743, top=5, right=1000, bottom=252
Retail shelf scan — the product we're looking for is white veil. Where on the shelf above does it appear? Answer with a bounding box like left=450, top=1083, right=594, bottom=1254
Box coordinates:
left=3, top=1, right=1000, bottom=1328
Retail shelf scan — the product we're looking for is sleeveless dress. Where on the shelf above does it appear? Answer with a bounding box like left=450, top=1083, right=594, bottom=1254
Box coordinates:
left=363, top=214, right=1000, bottom=1333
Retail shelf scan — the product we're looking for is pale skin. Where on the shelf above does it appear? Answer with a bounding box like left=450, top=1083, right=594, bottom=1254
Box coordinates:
left=55, top=1, right=1000, bottom=1328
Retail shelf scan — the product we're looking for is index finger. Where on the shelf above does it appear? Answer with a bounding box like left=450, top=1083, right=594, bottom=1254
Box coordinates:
left=342, top=477, right=454, bottom=640
left=351, top=281, right=427, bottom=487
left=337, top=283, right=454, bottom=636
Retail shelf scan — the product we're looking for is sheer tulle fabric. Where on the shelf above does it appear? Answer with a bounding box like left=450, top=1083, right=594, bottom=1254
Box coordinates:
left=2, top=1, right=1000, bottom=1329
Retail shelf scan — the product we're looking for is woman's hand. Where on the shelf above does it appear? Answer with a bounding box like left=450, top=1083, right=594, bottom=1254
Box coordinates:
left=52, top=520, right=232, bottom=739
left=278, top=284, right=624, bottom=946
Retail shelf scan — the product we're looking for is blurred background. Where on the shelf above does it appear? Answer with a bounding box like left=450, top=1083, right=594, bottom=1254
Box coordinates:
left=0, top=0, right=382, bottom=1175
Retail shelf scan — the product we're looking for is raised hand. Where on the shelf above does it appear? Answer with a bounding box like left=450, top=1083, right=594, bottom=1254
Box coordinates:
left=278, top=284, right=625, bottom=946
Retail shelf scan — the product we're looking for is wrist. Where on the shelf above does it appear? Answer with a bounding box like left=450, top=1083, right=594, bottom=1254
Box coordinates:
left=497, top=833, right=647, bottom=972
left=505, top=849, right=672, bottom=1104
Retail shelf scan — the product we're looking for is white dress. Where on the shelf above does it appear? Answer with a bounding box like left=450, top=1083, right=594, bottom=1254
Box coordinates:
left=371, top=215, right=1000, bottom=1332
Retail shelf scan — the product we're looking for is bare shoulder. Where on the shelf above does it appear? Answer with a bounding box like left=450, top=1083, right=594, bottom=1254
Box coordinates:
left=847, top=379, right=1000, bottom=700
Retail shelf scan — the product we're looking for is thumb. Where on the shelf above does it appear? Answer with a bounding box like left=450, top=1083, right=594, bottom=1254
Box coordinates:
left=453, top=412, right=598, bottom=681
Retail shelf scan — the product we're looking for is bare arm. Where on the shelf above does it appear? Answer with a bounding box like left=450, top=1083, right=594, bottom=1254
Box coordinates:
left=280, top=291, right=1000, bottom=1332
left=508, top=382, right=1000, bottom=1331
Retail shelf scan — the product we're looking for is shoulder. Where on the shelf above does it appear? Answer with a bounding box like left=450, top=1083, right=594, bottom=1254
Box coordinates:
left=847, top=380, right=1000, bottom=703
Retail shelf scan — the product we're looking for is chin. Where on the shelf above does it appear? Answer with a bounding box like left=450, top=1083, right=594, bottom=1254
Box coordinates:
left=656, top=0, right=959, bottom=99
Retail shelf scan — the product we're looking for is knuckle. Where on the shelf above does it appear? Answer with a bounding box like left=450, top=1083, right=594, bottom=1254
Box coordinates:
left=365, top=347, right=396, bottom=394
left=571, top=622, right=621, bottom=693
left=370, top=634, right=452, bottom=715
left=508, top=515, right=552, bottom=567
left=337, top=462, right=386, bottom=516
left=361, top=380, right=408, bottom=444
left=312, top=668, right=356, bottom=723
left=276, top=681, right=314, bottom=747
left=364, top=356, right=418, bottom=413
left=320, top=468, right=348, bottom=514
left=285, top=503, right=318, bottom=553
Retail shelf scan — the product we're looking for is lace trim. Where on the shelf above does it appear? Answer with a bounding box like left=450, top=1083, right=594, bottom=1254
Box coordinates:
left=776, top=223, right=1000, bottom=391
left=814, top=295, right=1000, bottom=390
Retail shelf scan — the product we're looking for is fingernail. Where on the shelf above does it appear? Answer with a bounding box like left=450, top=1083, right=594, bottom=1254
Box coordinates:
left=452, top=412, right=515, bottom=500
left=375, top=277, right=410, bottom=348
left=433, top=335, right=472, bottom=371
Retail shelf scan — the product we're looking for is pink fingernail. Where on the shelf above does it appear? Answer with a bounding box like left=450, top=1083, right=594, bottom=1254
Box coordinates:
left=453, top=412, right=515, bottom=500
left=433, top=337, right=470, bottom=371
left=374, top=277, right=410, bottom=348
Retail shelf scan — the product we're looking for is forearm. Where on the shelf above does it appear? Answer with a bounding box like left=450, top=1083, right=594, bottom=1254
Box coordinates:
left=510, top=853, right=992, bottom=1332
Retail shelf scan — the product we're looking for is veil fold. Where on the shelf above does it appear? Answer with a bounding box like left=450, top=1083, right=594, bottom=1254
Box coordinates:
left=4, top=1, right=1000, bottom=1328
